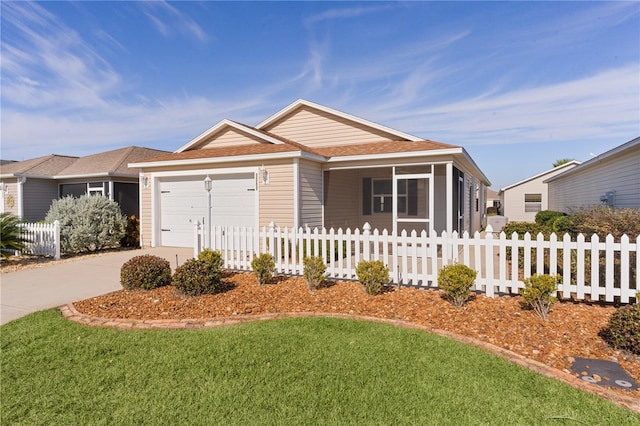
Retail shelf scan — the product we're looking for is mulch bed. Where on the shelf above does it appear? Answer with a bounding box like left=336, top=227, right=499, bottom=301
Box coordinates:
left=73, top=272, right=639, bottom=400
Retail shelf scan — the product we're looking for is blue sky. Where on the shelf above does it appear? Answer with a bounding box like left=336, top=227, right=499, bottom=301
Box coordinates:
left=1, top=1, right=638, bottom=190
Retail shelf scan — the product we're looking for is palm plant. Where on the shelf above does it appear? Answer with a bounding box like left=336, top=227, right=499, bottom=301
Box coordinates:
left=0, top=212, right=29, bottom=260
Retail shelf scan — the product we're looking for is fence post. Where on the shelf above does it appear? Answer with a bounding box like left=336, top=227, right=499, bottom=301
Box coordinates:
left=269, top=222, right=276, bottom=260
left=53, top=220, right=61, bottom=260
left=363, top=222, right=371, bottom=261
left=193, top=220, right=201, bottom=258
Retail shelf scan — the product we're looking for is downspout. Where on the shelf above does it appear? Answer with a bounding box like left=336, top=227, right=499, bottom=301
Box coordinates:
left=17, top=176, right=26, bottom=219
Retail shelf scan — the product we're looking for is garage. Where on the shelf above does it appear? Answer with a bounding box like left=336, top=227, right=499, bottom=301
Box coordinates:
left=158, top=173, right=256, bottom=247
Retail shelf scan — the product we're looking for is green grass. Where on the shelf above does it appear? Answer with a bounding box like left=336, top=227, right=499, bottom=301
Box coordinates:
left=1, top=310, right=638, bottom=425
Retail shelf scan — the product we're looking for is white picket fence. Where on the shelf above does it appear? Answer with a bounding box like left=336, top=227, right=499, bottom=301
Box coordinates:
left=19, top=221, right=61, bottom=260
left=194, top=222, right=639, bottom=304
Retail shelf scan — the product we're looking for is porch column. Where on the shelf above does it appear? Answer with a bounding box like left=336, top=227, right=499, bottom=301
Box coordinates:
left=446, top=162, right=453, bottom=234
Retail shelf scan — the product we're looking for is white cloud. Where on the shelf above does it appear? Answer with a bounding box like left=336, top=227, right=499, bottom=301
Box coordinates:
left=305, top=5, right=392, bottom=26
left=139, top=1, right=209, bottom=42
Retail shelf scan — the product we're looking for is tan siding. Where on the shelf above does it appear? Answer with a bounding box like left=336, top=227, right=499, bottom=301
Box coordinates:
left=1, top=179, right=19, bottom=217
left=140, top=184, right=152, bottom=248
left=197, top=128, right=267, bottom=150
left=22, top=178, right=58, bottom=222
left=259, top=162, right=294, bottom=228
left=265, top=106, right=399, bottom=148
left=298, top=160, right=323, bottom=229
left=548, top=147, right=640, bottom=212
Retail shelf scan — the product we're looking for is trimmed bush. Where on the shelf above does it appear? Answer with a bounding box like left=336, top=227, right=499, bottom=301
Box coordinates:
left=438, top=263, right=477, bottom=307
left=120, top=255, right=171, bottom=290
left=0, top=213, right=29, bottom=259
left=519, top=274, right=558, bottom=320
left=120, top=215, right=140, bottom=248
left=570, top=206, right=640, bottom=240
left=251, top=253, right=275, bottom=285
left=355, top=260, right=389, bottom=296
left=303, top=256, right=326, bottom=291
left=198, top=248, right=224, bottom=270
left=172, top=258, right=222, bottom=296
left=501, top=221, right=550, bottom=238
left=45, top=195, right=126, bottom=254
left=535, top=210, right=566, bottom=227
left=600, top=304, right=640, bottom=355
left=551, top=215, right=577, bottom=235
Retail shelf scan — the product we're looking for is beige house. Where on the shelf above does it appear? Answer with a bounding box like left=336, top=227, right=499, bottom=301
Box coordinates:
left=0, top=146, right=167, bottom=222
left=546, top=137, right=640, bottom=212
left=130, top=99, right=491, bottom=248
left=498, top=161, right=580, bottom=223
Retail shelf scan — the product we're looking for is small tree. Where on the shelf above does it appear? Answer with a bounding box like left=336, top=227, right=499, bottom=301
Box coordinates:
left=303, top=256, right=326, bottom=292
left=519, top=274, right=558, bottom=320
left=438, top=263, right=477, bottom=307
left=355, top=260, right=389, bottom=295
left=251, top=253, right=275, bottom=285
left=0, top=213, right=29, bottom=260
left=553, top=158, right=574, bottom=167
left=45, top=195, right=126, bottom=254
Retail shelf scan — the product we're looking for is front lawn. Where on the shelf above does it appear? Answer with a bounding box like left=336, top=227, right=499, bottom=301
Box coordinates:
left=1, top=310, right=638, bottom=425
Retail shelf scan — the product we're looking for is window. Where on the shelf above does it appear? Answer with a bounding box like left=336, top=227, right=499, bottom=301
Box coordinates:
left=373, top=179, right=393, bottom=213
left=363, top=178, right=417, bottom=215
left=524, top=193, right=542, bottom=212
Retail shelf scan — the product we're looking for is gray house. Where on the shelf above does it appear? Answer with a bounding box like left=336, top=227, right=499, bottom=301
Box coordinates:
left=546, top=137, right=640, bottom=212
left=0, top=146, right=168, bottom=221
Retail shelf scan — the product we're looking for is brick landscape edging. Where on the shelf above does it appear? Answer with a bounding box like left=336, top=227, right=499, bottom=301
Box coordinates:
left=60, top=303, right=639, bottom=414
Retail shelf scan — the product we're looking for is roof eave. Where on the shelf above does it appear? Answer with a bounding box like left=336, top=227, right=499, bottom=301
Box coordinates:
left=129, top=150, right=326, bottom=169
left=176, top=119, right=284, bottom=153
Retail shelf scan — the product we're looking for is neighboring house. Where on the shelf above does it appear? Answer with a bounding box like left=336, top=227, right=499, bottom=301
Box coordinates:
left=486, top=188, right=501, bottom=214
left=546, top=137, right=640, bottom=212
left=499, top=160, right=580, bottom=223
left=0, top=146, right=168, bottom=222
left=130, top=99, right=491, bottom=248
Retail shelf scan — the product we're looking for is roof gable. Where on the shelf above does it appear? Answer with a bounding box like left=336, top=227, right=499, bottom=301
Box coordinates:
left=500, top=160, right=581, bottom=193
left=257, top=99, right=422, bottom=147
left=176, top=119, right=284, bottom=152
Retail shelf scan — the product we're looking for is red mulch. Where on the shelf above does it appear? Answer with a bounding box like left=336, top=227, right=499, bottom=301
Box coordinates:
left=74, top=272, right=639, bottom=399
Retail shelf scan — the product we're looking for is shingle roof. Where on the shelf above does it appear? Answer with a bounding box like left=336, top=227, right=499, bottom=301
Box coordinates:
left=314, top=140, right=459, bottom=157
left=0, top=147, right=169, bottom=178
left=0, top=154, right=78, bottom=176
left=57, top=146, right=168, bottom=177
left=140, top=142, right=303, bottom=163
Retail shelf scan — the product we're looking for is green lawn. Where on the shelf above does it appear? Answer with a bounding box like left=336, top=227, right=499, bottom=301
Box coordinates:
left=1, top=310, right=638, bottom=425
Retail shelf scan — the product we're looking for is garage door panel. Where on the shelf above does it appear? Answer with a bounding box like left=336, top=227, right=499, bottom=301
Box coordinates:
left=159, top=174, right=256, bottom=247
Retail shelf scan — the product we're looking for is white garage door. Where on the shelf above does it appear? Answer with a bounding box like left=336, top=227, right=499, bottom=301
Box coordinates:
left=159, top=173, right=256, bottom=247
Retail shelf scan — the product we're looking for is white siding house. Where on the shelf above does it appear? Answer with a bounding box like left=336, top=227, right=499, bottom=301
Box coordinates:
left=546, top=137, right=640, bottom=212
left=499, top=161, right=580, bottom=223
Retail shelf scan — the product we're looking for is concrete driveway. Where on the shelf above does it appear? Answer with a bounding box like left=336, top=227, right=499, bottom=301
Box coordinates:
left=0, top=247, right=193, bottom=325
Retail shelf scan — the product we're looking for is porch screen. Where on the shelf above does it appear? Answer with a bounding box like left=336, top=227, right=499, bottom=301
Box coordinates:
left=362, top=178, right=418, bottom=216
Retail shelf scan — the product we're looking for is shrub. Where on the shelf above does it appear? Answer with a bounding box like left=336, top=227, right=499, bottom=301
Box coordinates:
left=570, top=206, right=640, bottom=240
left=172, top=258, right=222, bottom=296
left=303, top=256, right=326, bottom=291
left=519, top=274, right=558, bottom=320
left=437, top=263, right=477, bottom=307
left=551, top=215, right=577, bottom=235
left=120, top=215, right=140, bottom=248
left=198, top=248, right=224, bottom=270
left=535, top=210, right=566, bottom=227
left=501, top=221, right=550, bottom=238
left=251, top=253, right=275, bottom=285
left=0, top=213, right=29, bottom=259
left=355, top=260, right=389, bottom=296
left=120, top=255, right=171, bottom=290
left=45, top=195, right=126, bottom=254
left=600, top=304, right=640, bottom=355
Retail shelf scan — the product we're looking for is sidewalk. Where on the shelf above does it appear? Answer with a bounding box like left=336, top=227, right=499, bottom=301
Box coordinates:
left=0, top=247, right=193, bottom=325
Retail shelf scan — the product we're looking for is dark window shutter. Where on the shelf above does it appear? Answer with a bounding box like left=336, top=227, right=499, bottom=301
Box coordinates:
left=408, top=179, right=418, bottom=216
left=362, top=178, right=371, bottom=215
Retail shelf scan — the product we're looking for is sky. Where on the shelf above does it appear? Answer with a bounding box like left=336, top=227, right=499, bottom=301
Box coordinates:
left=1, top=1, right=638, bottom=190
